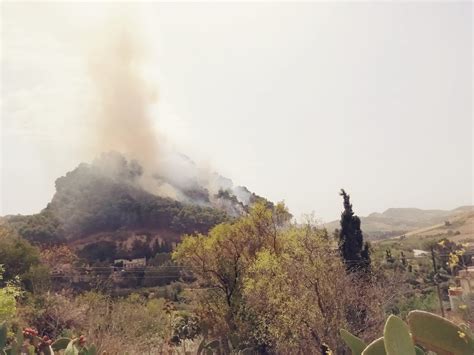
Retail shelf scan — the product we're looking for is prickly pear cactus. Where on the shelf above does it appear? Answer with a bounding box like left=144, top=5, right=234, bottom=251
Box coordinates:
left=361, top=337, right=385, bottom=355
left=341, top=311, right=473, bottom=355
left=407, top=310, right=474, bottom=355
left=383, top=315, right=416, bottom=355
left=62, top=336, right=97, bottom=355
left=0, top=325, right=98, bottom=355
left=340, top=329, right=366, bottom=355
left=52, top=338, right=71, bottom=352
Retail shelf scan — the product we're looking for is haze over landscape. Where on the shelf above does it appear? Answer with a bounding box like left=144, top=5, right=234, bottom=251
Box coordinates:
left=2, top=2, right=474, bottom=354
left=1, top=2, right=472, bottom=221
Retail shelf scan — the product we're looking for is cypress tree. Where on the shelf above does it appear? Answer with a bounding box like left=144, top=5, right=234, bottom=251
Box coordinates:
left=338, top=189, right=371, bottom=272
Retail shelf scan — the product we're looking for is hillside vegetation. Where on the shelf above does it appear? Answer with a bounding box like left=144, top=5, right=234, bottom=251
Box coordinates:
left=376, top=210, right=474, bottom=256
left=2, top=153, right=277, bottom=267
left=401, top=210, right=474, bottom=242
left=4, top=153, right=236, bottom=245
left=1, top=187, right=472, bottom=353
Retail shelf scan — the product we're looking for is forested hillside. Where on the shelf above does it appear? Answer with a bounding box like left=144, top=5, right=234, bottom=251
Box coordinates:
left=3, top=153, right=267, bottom=246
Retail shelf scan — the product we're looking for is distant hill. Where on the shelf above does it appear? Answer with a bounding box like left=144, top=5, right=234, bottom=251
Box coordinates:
left=324, top=206, right=474, bottom=240
left=374, top=209, right=474, bottom=258
left=399, top=210, right=474, bottom=243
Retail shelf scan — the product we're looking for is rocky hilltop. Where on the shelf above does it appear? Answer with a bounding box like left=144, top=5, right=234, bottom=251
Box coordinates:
left=4, top=152, right=268, bottom=249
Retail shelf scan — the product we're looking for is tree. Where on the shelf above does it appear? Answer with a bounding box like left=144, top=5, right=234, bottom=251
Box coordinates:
left=242, top=225, right=387, bottom=353
left=338, top=189, right=371, bottom=272
left=40, top=245, right=78, bottom=272
left=173, top=201, right=290, bottom=347
left=78, top=241, right=117, bottom=262
left=0, top=265, right=21, bottom=322
left=0, top=226, right=40, bottom=282
left=173, top=202, right=389, bottom=353
left=22, top=264, right=51, bottom=294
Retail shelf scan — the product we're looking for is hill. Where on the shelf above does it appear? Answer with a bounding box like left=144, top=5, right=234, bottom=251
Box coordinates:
left=324, top=206, right=474, bottom=240
left=394, top=209, right=474, bottom=243
left=373, top=210, right=474, bottom=260
left=3, top=152, right=268, bottom=252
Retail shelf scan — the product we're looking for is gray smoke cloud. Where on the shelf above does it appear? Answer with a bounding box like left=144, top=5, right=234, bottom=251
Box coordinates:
left=88, top=18, right=159, bottom=169
left=84, top=15, right=251, bottom=212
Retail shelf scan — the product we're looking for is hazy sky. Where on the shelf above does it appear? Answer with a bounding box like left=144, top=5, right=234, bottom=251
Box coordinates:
left=1, top=1, right=472, bottom=222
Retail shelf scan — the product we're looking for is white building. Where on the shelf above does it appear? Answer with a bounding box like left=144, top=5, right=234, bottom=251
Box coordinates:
left=458, top=266, right=474, bottom=300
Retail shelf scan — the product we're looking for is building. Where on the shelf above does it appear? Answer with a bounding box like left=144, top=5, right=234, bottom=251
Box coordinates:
left=458, top=266, right=474, bottom=300
left=449, top=266, right=474, bottom=311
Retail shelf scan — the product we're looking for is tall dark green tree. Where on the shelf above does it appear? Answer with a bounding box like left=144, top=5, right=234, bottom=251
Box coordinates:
left=338, top=189, right=371, bottom=272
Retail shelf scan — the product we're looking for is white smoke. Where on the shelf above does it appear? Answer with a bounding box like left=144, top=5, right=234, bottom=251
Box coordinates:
left=84, top=13, right=250, bottom=212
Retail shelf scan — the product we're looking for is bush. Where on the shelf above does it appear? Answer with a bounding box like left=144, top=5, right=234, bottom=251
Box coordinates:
left=0, top=266, right=21, bottom=323
left=0, top=227, right=40, bottom=283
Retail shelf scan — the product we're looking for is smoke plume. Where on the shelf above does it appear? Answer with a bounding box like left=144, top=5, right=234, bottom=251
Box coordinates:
left=88, top=17, right=159, bottom=169
left=83, top=14, right=253, bottom=213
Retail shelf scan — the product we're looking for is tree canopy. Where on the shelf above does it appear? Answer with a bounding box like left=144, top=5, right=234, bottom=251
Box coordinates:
left=0, top=226, right=40, bottom=282
left=173, top=201, right=386, bottom=353
left=6, top=164, right=229, bottom=245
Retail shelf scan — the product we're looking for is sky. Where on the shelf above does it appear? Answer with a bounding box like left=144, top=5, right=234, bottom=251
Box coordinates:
left=1, top=1, right=472, bottom=222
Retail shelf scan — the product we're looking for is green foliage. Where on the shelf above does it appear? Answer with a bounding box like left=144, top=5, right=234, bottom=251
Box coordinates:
left=170, top=312, right=200, bottom=346
left=0, top=266, right=21, bottom=323
left=5, top=154, right=229, bottom=249
left=45, top=154, right=228, bottom=239
left=4, top=328, right=26, bottom=355
left=175, top=202, right=388, bottom=353
left=0, top=327, right=98, bottom=355
left=22, top=264, right=51, bottom=294
left=0, top=286, right=17, bottom=324
left=173, top=202, right=292, bottom=341
left=0, top=323, right=57, bottom=355
left=0, top=227, right=40, bottom=282
left=74, top=291, right=170, bottom=352
left=6, top=209, right=63, bottom=245
left=63, top=338, right=97, bottom=355
left=389, top=291, right=438, bottom=318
